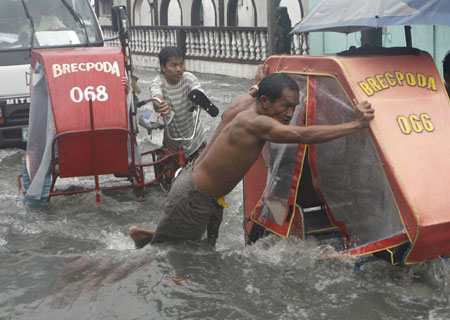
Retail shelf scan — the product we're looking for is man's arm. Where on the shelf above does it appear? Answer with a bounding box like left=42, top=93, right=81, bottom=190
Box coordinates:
left=149, top=76, right=170, bottom=115
left=254, top=101, right=374, bottom=144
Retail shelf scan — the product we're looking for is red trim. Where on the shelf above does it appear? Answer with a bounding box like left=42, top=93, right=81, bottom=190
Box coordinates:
left=346, top=233, right=409, bottom=256
left=306, top=76, right=351, bottom=244
left=251, top=106, right=308, bottom=237
left=291, top=205, right=305, bottom=239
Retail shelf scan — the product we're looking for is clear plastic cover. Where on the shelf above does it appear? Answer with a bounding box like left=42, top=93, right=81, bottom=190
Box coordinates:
left=313, top=76, right=404, bottom=247
left=257, top=75, right=308, bottom=229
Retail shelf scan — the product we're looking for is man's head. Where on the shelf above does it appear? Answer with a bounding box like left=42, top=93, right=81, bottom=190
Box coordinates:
left=159, top=46, right=185, bottom=85
left=257, top=73, right=299, bottom=124
left=443, top=51, right=450, bottom=91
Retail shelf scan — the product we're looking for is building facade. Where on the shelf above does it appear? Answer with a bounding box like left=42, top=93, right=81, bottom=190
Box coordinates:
left=97, top=0, right=308, bottom=78
left=96, top=0, right=306, bottom=28
left=96, top=0, right=450, bottom=78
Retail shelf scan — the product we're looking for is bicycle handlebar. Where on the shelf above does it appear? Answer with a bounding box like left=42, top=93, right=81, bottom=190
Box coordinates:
left=138, top=97, right=201, bottom=143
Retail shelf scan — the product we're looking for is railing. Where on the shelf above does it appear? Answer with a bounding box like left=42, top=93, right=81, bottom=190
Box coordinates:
left=102, top=25, right=308, bottom=63
left=290, top=33, right=309, bottom=55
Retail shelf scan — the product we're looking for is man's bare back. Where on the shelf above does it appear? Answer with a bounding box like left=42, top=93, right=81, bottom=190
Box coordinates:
left=193, top=98, right=264, bottom=198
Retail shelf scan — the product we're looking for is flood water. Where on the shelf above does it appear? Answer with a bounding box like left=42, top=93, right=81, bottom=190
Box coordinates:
left=1, top=68, right=450, bottom=320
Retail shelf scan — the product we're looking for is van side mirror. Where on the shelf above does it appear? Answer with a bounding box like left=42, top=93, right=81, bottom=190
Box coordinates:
left=111, top=5, right=128, bottom=34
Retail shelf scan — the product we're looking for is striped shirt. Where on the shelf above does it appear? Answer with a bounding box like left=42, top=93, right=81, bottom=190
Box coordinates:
left=150, top=72, right=206, bottom=158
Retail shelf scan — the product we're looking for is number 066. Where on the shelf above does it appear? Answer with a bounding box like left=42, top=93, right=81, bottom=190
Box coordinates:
left=397, top=113, right=435, bottom=134
left=70, top=86, right=109, bottom=103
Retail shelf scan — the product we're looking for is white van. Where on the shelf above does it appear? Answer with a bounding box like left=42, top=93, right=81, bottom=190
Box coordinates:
left=0, top=0, right=103, bottom=148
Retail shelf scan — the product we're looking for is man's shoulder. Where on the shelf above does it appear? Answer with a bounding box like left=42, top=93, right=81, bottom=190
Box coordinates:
left=150, top=74, right=165, bottom=85
left=243, top=113, right=274, bottom=134
left=183, top=72, right=198, bottom=81
left=151, top=73, right=164, bottom=81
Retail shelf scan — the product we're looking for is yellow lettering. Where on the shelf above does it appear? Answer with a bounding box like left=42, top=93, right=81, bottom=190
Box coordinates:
left=427, top=76, right=437, bottom=91
left=395, top=72, right=405, bottom=86
left=375, top=74, right=389, bottom=89
left=367, top=77, right=381, bottom=92
left=398, top=113, right=435, bottom=135
left=397, top=116, right=412, bottom=134
left=409, top=114, right=423, bottom=133
left=417, top=73, right=427, bottom=88
left=385, top=72, right=397, bottom=87
left=421, top=113, right=435, bottom=131
left=405, top=72, right=417, bottom=86
left=358, top=81, right=374, bottom=96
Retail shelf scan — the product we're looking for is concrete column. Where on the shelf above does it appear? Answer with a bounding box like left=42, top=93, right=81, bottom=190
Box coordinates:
left=267, top=0, right=291, bottom=56
left=266, top=0, right=280, bottom=56
left=219, top=0, right=224, bottom=26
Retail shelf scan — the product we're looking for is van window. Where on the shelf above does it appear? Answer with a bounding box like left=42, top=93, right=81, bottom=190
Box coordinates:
left=0, top=0, right=102, bottom=51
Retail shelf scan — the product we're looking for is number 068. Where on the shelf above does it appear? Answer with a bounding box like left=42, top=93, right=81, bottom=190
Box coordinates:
left=70, top=86, right=109, bottom=103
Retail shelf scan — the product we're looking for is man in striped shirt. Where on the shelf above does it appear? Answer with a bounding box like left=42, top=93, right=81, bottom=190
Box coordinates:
left=150, top=46, right=207, bottom=162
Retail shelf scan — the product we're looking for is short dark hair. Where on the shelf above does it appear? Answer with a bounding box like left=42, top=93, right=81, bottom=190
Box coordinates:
left=159, top=46, right=184, bottom=67
left=257, top=73, right=299, bottom=102
left=444, top=51, right=450, bottom=76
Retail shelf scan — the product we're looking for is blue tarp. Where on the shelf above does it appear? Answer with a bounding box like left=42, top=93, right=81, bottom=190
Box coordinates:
left=291, top=0, right=450, bottom=34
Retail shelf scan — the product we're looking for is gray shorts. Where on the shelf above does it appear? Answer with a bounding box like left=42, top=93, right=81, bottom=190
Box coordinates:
left=151, top=164, right=223, bottom=244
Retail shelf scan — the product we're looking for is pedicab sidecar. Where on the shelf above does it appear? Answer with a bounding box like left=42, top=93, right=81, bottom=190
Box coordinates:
left=243, top=47, right=450, bottom=265
left=19, top=46, right=176, bottom=206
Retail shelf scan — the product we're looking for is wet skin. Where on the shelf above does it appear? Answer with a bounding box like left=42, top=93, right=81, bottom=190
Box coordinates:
left=192, top=88, right=374, bottom=199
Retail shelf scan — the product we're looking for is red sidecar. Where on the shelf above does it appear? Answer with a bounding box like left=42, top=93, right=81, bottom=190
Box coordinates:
left=20, top=47, right=176, bottom=206
left=244, top=47, right=450, bottom=265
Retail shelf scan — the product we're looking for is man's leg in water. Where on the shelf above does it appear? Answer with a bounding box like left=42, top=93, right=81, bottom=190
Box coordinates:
left=206, top=204, right=223, bottom=246
left=129, top=226, right=155, bottom=249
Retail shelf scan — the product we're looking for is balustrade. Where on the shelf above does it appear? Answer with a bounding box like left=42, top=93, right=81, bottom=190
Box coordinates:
left=102, top=25, right=308, bottom=63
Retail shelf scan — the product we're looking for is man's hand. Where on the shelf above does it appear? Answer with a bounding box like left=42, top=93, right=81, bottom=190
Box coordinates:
left=153, top=98, right=170, bottom=115
left=249, top=64, right=269, bottom=97
left=121, top=77, right=130, bottom=94
left=354, top=100, right=374, bottom=128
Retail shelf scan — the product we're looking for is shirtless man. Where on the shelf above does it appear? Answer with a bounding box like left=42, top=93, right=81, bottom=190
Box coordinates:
left=129, top=68, right=374, bottom=248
